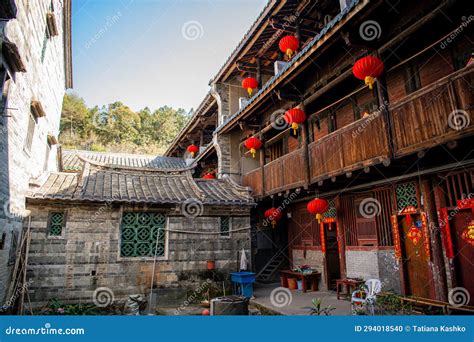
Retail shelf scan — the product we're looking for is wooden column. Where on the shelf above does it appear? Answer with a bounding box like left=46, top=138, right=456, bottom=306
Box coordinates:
left=259, top=133, right=265, bottom=197
left=300, top=103, right=311, bottom=187
left=335, top=196, right=347, bottom=279
left=421, top=177, right=448, bottom=301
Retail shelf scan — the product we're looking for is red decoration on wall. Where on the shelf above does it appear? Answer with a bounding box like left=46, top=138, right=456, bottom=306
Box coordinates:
left=456, top=198, right=474, bottom=214
left=202, top=173, right=216, bottom=180
left=307, top=198, right=329, bottom=223
left=421, top=212, right=431, bottom=261
left=279, top=35, right=299, bottom=59
left=242, top=77, right=258, bottom=96
left=320, top=222, right=326, bottom=255
left=461, top=220, right=474, bottom=247
left=352, top=55, right=384, bottom=89
left=244, top=136, right=262, bottom=158
left=283, top=108, right=306, bottom=135
left=187, top=144, right=199, bottom=157
left=264, top=208, right=283, bottom=228
left=400, top=205, right=417, bottom=227
left=391, top=215, right=402, bottom=261
left=407, top=226, right=422, bottom=245
left=438, top=208, right=454, bottom=259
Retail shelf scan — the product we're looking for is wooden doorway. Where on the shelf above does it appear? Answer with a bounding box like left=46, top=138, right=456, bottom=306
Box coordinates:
left=323, top=221, right=340, bottom=290
left=398, top=214, right=431, bottom=298
left=451, top=209, right=474, bottom=306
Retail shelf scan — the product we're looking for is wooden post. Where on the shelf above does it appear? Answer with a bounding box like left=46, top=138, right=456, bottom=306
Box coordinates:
left=335, top=196, right=347, bottom=279
left=300, top=103, right=311, bottom=187
left=256, top=58, right=262, bottom=88
left=260, top=132, right=265, bottom=197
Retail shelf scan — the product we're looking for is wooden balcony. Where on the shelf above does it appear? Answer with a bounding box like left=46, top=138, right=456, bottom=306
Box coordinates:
left=390, top=66, right=474, bottom=158
left=309, top=112, right=390, bottom=182
left=242, top=148, right=306, bottom=197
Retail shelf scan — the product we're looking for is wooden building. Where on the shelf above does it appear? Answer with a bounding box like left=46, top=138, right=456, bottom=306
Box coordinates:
left=167, top=0, right=473, bottom=304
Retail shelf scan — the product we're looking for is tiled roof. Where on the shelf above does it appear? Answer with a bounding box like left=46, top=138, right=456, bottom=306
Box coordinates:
left=27, top=164, right=253, bottom=206
left=62, top=149, right=187, bottom=172
left=214, top=0, right=360, bottom=134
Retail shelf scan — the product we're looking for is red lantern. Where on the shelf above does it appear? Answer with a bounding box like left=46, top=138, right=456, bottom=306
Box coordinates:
left=279, top=35, right=299, bottom=59
left=187, top=144, right=199, bottom=157
left=407, top=226, right=422, bottom=245
left=284, top=108, right=306, bottom=135
left=352, top=55, right=384, bottom=89
left=244, top=137, right=262, bottom=158
left=202, top=173, right=216, bottom=180
left=264, top=208, right=283, bottom=228
left=242, top=77, right=258, bottom=96
left=307, top=198, right=329, bottom=223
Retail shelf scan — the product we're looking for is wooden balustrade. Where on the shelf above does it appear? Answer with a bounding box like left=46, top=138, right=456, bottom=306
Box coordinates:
left=242, top=167, right=263, bottom=197
left=309, top=112, right=390, bottom=182
left=390, top=66, right=474, bottom=157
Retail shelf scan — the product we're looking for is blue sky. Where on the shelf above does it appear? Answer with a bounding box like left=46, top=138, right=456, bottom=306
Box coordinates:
left=72, top=0, right=267, bottom=112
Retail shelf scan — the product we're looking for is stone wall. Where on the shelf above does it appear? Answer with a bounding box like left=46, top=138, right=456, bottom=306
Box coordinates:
left=0, top=0, right=68, bottom=301
left=346, top=249, right=400, bottom=293
left=24, top=202, right=251, bottom=307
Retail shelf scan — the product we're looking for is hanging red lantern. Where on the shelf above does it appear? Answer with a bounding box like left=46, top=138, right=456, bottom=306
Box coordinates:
left=461, top=219, right=474, bottom=247
left=187, top=144, right=199, bottom=157
left=244, top=136, right=262, bottom=158
left=284, top=108, right=306, bottom=135
left=279, top=35, right=299, bottom=59
left=352, top=55, right=384, bottom=90
left=202, top=173, right=216, bottom=180
left=406, top=226, right=422, bottom=245
left=264, top=208, right=283, bottom=228
left=307, top=198, right=329, bottom=223
left=242, top=77, right=258, bottom=96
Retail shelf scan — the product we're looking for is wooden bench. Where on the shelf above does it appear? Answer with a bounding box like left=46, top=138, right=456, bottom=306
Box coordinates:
left=396, top=295, right=474, bottom=315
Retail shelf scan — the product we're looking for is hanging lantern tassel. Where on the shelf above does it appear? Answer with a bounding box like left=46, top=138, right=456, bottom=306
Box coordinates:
left=250, top=148, right=256, bottom=158
left=291, top=123, right=299, bottom=135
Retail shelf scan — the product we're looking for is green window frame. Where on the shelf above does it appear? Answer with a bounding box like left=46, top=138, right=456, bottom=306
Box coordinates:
left=120, top=212, right=166, bottom=258
left=48, top=212, right=65, bottom=236
left=220, top=217, right=231, bottom=237
left=395, top=182, right=418, bottom=211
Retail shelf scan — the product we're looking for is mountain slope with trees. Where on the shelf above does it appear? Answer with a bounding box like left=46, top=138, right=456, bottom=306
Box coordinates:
left=59, top=93, right=190, bottom=155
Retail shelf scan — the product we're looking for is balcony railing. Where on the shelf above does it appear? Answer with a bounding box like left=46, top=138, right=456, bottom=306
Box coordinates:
left=309, top=111, right=390, bottom=182
left=390, top=65, right=474, bottom=157
left=242, top=168, right=263, bottom=197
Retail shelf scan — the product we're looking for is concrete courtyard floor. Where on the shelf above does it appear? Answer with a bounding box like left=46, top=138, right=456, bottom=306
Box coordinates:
left=251, top=282, right=353, bottom=316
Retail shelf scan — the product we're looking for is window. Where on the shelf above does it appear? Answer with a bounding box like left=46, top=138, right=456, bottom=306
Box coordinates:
left=395, top=182, right=418, bottom=210
left=220, top=217, right=231, bottom=237
left=404, top=63, right=421, bottom=94
left=120, top=212, right=166, bottom=258
left=24, top=113, right=36, bottom=152
left=48, top=212, right=65, bottom=236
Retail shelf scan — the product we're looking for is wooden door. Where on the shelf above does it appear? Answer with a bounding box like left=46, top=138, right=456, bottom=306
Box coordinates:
left=324, top=222, right=340, bottom=290
left=451, top=209, right=474, bottom=306
left=399, top=214, right=431, bottom=298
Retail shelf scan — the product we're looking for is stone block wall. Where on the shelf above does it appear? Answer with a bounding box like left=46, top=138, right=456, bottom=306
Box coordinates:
left=24, top=203, right=251, bottom=307
left=0, top=0, right=68, bottom=301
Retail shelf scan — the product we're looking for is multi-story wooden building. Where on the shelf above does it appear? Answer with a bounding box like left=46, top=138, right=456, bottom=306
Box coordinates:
left=0, top=0, right=72, bottom=302
left=167, top=0, right=473, bottom=304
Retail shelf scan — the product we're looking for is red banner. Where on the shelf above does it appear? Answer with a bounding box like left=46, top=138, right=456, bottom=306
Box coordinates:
left=391, top=215, right=402, bottom=261
left=438, top=208, right=454, bottom=259
left=421, top=211, right=431, bottom=261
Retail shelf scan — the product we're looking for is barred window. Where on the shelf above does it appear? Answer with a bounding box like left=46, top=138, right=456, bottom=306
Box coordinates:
left=220, top=217, right=231, bottom=237
left=48, top=212, right=65, bottom=236
left=120, top=213, right=166, bottom=258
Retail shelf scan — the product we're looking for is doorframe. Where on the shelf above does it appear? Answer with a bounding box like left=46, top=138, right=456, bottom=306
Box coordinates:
left=320, top=218, right=342, bottom=290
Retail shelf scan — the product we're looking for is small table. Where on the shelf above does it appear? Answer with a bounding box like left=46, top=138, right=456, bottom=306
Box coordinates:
left=279, top=270, right=320, bottom=293
left=336, top=278, right=364, bottom=300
